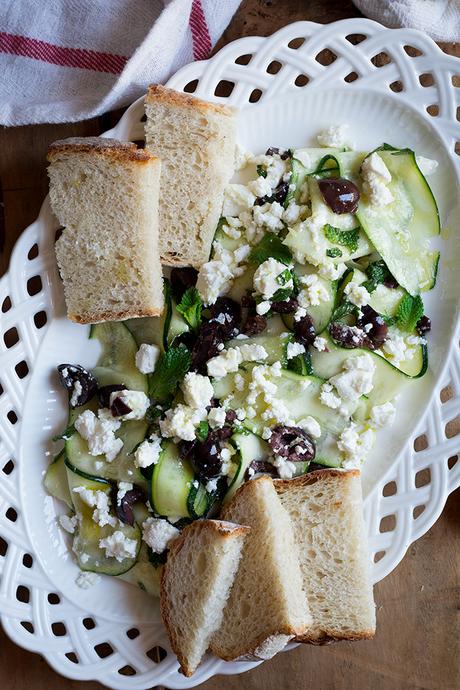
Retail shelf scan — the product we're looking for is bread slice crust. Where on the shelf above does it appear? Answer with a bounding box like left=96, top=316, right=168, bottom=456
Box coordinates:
left=160, top=520, right=250, bottom=677
left=146, top=84, right=235, bottom=118
left=47, top=137, right=154, bottom=163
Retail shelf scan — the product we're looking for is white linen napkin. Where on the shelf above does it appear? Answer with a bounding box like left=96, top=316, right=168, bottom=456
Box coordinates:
left=0, top=0, right=240, bottom=126
left=354, top=0, right=460, bottom=42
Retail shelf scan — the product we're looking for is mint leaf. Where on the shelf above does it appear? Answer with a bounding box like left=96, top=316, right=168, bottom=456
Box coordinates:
left=396, top=294, right=424, bottom=332
left=326, top=247, right=342, bottom=258
left=149, top=345, right=191, bottom=402
left=287, top=351, right=313, bottom=376
left=249, top=234, right=293, bottom=266
left=271, top=286, right=293, bottom=303
left=256, top=164, right=267, bottom=178
left=195, top=421, right=209, bottom=443
left=330, top=300, right=359, bottom=322
left=276, top=268, right=293, bottom=286
left=176, top=287, right=202, bottom=332
left=364, top=260, right=396, bottom=293
left=324, top=224, right=359, bottom=252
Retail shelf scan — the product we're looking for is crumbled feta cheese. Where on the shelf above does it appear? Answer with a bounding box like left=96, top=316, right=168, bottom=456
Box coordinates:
left=238, top=343, right=268, bottom=362
left=344, top=281, right=370, bottom=307
left=318, top=262, right=347, bottom=281
left=317, top=124, right=353, bottom=149
left=142, top=517, right=179, bottom=553
left=283, top=201, right=304, bottom=225
left=70, top=380, right=82, bottom=407
left=135, top=343, right=160, bottom=374
left=249, top=174, right=273, bottom=198
left=298, top=416, right=321, bottom=438
left=329, top=353, right=375, bottom=401
left=286, top=341, right=305, bottom=360
left=77, top=489, right=117, bottom=528
left=222, top=223, right=242, bottom=240
left=135, top=434, right=163, bottom=468
left=206, top=478, right=218, bottom=493
left=208, top=407, right=227, bottom=429
left=117, top=482, right=133, bottom=505
left=59, top=514, right=78, bottom=534
left=99, top=531, right=138, bottom=562
left=253, top=258, right=292, bottom=300
left=382, top=334, right=409, bottom=366
left=181, top=372, right=214, bottom=410
left=320, top=383, right=342, bottom=410
left=234, top=144, right=254, bottom=170
left=109, top=390, right=150, bottom=420
left=256, top=300, right=271, bottom=315
left=370, top=401, right=396, bottom=428
left=74, top=409, right=123, bottom=462
left=253, top=201, right=285, bottom=231
left=313, top=336, right=327, bottom=352
left=262, top=427, right=273, bottom=440
left=338, top=423, right=375, bottom=468
left=361, top=152, right=393, bottom=207
left=416, top=156, right=438, bottom=176
left=234, top=373, right=245, bottom=391
left=223, top=183, right=256, bottom=216
left=196, top=259, right=234, bottom=306
left=273, top=455, right=296, bottom=479
left=297, top=274, right=329, bottom=307
left=207, top=347, right=242, bottom=378
left=76, top=571, right=100, bottom=589
left=159, top=404, right=207, bottom=442
left=235, top=408, right=246, bottom=421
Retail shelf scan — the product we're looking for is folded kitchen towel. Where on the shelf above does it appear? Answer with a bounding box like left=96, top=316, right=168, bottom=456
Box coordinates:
left=0, top=0, right=240, bottom=127
left=354, top=0, right=460, bottom=43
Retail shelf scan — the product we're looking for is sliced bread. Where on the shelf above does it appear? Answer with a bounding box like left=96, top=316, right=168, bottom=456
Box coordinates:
left=144, top=84, right=236, bottom=267
left=275, top=469, right=376, bottom=644
left=210, top=476, right=311, bottom=661
left=160, top=519, right=249, bottom=677
left=47, top=137, right=164, bottom=324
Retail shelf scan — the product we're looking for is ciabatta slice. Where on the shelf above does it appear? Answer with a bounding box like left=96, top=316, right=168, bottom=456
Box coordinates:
left=275, top=469, right=376, bottom=643
left=47, top=137, right=163, bottom=324
left=144, top=84, right=236, bottom=268
left=210, top=476, right=311, bottom=661
left=161, top=519, right=249, bottom=677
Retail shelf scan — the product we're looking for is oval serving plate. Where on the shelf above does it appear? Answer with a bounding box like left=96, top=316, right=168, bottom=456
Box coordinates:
left=1, top=18, right=460, bottom=690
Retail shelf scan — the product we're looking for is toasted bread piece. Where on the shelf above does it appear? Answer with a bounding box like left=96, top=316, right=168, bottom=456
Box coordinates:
left=161, top=519, right=249, bottom=677
left=210, top=477, right=311, bottom=661
left=275, top=469, right=376, bottom=644
left=47, top=137, right=164, bottom=324
left=144, top=84, right=236, bottom=267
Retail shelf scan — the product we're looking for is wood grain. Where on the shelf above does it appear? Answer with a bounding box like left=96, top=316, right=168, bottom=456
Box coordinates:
left=0, top=1, right=459, bottom=689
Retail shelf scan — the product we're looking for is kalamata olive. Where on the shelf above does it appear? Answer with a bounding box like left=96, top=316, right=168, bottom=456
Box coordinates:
left=244, top=460, right=278, bottom=480
left=255, top=180, right=289, bottom=207
left=191, top=320, right=224, bottom=372
left=357, top=305, right=388, bottom=349
left=318, top=177, right=360, bottom=214
left=170, top=267, right=198, bottom=303
left=225, top=409, right=237, bottom=425
left=269, top=425, right=316, bottom=462
left=383, top=275, right=399, bottom=289
left=244, top=314, right=267, bottom=336
left=178, top=440, right=196, bottom=459
left=265, top=147, right=292, bottom=160
left=190, top=431, right=223, bottom=480
left=174, top=330, right=197, bottom=350
left=417, top=315, right=431, bottom=335
left=210, top=297, right=242, bottom=337
left=113, top=485, right=147, bottom=526
left=270, top=297, right=298, bottom=314
left=294, top=314, right=316, bottom=346
left=57, top=364, right=98, bottom=408
left=110, top=395, right=132, bottom=417
left=329, top=321, right=368, bottom=349
left=98, top=383, right=125, bottom=409
left=241, top=293, right=256, bottom=308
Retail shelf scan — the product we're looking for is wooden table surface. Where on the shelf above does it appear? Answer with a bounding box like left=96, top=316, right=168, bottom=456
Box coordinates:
left=1, top=1, right=459, bottom=689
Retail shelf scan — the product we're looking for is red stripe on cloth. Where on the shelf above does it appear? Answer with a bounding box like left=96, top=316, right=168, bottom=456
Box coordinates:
left=189, top=0, right=212, bottom=61
left=0, top=31, right=127, bottom=74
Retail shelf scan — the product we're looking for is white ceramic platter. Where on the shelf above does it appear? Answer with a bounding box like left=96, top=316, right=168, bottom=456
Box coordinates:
left=1, top=18, right=460, bottom=690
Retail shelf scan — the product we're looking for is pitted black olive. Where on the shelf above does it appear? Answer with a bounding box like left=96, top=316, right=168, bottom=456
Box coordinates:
left=318, top=177, right=360, bottom=214
left=269, top=425, right=316, bottom=462
left=329, top=321, right=368, bottom=349
left=190, top=320, right=225, bottom=373
left=294, top=314, right=316, bottom=347
left=244, top=460, right=278, bottom=480
left=357, top=305, right=388, bottom=349
left=210, top=297, right=242, bottom=337
left=57, top=364, right=98, bottom=408
left=114, top=485, right=147, bottom=526
left=98, top=383, right=126, bottom=409
left=270, top=297, right=298, bottom=314
left=416, top=315, right=431, bottom=335
left=110, top=395, right=132, bottom=417
left=244, top=314, right=267, bottom=336
left=170, top=267, right=198, bottom=303
left=189, top=431, right=224, bottom=480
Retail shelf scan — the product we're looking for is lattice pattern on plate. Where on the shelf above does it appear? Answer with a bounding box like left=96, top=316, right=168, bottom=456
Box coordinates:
left=0, top=18, right=460, bottom=690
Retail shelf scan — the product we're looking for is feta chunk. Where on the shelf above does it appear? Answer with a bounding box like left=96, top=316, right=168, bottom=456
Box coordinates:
left=206, top=478, right=218, bottom=493
left=99, top=530, right=138, bottom=562
left=196, top=259, right=234, bottom=306
left=298, top=416, right=321, bottom=438
left=252, top=201, right=285, bottom=231
left=297, top=274, right=329, bottom=307
left=361, top=152, right=393, bottom=207
left=109, top=390, right=149, bottom=420
left=344, top=281, right=371, bottom=308
left=273, top=455, right=296, bottom=479
left=338, top=423, right=375, bottom=468
left=256, top=300, right=271, bottom=315
left=416, top=156, right=438, bottom=176
left=313, top=336, right=327, bottom=352
left=74, top=409, right=123, bottom=462
left=286, top=341, right=306, bottom=360
left=117, top=482, right=133, bottom=505
left=135, top=434, right=162, bottom=468
left=142, top=517, right=179, bottom=553
left=317, top=124, right=353, bottom=149
left=208, top=407, right=227, bottom=429
left=159, top=404, right=206, bottom=441
left=70, top=380, right=82, bottom=407
left=135, top=343, right=160, bottom=374
left=253, top=258, right=292, bottom=300
left=59, top=514, right=78, bottom=534
left=181, top=372, right=214, bottom=410
left=207, top=347, right=242, bottom=378
left=329, top=353, right=375, bottom=401
left=320, top=383, right=342, bottom=410
left=76, top=571, right=100, bottom=589
left=370, top=401, right=396, bottom=428
left=223, top=183, right=256, bottom=216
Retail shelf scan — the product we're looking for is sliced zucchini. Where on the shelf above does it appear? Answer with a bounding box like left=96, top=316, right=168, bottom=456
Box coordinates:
left=124, top=317, right=163, bottom=349
left=151, top=441, right=193, bottom=518
left=226, top=432, right=270, bottom=503
left=338, top=147, right=440, bottom=295
left=120, top=551, right=162, bottom=596
left=67, top=468, right=141, bottom=575
left=187, top=481, right=213, bottom=519
left=44, top=451, right=73, bottom=508
left=90, top=322, right=148, bottom=392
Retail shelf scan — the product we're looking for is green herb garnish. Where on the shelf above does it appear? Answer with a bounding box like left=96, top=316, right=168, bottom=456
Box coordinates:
left=287, top=351, right=313, bottom=376
left=324, top=224, right=359, bottom=252
left=276, top=268, right=293, bottom=286
left=176, top=287, right=202, bottom=332
left=330, top=300, right=359, bottom=322
left=326, top=247, right=343, bottom=258
left=149, top=345, right=191, bottom=402
left=196, top=421, right=210, bottom=443
left=249, top=233, right=293, bottom=266
left=256, top=164, right=267, bottom=178
left=396, top=294, right=424, bottom=332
